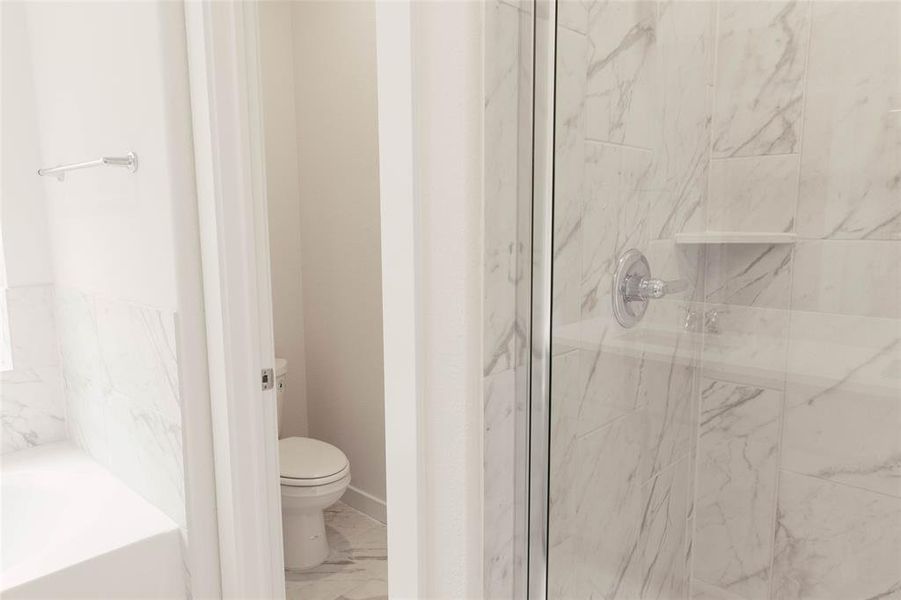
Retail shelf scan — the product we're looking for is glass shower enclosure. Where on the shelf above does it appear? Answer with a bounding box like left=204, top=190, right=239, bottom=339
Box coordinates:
left=524, top=1, right=901, bottom=598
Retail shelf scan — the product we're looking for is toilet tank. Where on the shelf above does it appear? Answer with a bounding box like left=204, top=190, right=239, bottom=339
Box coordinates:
left=275, top=358, right=288, bottom=438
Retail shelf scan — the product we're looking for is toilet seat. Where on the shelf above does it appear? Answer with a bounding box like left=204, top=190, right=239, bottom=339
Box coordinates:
left=279, top=437, right=350, bottom=487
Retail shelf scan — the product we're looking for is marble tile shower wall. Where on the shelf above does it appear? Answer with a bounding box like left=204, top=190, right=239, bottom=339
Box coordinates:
left=0, top=285, right=67, bottom=453
left=549, top=1, right=707, bottom=597
left=54, top=287, right=187, bottom=531
left=545, top=1, right=900, bottom=600
left=696, top=2, right=900, bottom=599
left=484, top=0, right=532, bottom=598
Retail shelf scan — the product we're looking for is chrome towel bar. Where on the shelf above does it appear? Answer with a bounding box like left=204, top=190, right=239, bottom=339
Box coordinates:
left=38, top=152, right=138, bottom=181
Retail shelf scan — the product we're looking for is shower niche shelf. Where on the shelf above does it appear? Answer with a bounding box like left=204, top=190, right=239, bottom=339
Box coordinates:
left=674, top=232, right=797, bottom=245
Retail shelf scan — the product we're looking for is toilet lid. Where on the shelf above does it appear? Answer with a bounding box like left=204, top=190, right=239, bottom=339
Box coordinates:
left=279, top=437, right=349, bottom=485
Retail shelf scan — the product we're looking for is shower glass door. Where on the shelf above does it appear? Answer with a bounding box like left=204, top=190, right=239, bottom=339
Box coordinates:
left=541, top=1, right=901, bottom=598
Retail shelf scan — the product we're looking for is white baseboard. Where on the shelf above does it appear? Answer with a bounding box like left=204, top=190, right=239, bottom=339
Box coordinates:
left=341, top=484, right=387, bottom=524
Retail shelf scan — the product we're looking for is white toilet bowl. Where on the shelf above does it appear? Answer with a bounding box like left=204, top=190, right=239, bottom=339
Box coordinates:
left=279, top=436, right=351, bottom=570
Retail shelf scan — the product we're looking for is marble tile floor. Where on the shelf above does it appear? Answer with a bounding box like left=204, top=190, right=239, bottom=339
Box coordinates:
left=285, top=502, right=387, bottom=600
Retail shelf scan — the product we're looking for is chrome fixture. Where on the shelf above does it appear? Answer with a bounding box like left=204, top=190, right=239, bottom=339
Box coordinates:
left=38, top=152, right=138, bottom=181
left=683, top=307, right=720, bottom=334
left=612, top=249, right=688, bottom=328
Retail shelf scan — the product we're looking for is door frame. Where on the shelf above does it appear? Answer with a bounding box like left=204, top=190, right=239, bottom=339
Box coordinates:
left=184, top=1, right=423, bottom=597
left=184, top=1, right=284, bottom=597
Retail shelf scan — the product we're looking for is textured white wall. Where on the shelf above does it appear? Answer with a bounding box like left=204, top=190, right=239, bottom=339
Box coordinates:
left=258, top=1, right=310, bottom=438
left=412, top=1, right=485, bottom=596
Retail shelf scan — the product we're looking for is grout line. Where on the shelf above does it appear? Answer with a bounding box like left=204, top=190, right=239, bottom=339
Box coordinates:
left=778, top=468, right=901, bottom=502
left=583, top=138, right=655, bottom=153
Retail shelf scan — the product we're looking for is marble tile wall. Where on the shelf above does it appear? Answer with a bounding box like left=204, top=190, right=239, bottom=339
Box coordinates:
left=484, top=1, right=532, bottom=597
left=54, top=287, right=187, bottom=531
left=692, top=2, right=901, bottom=599
left=488, top=1, right=900, bottom=598
left=548, top=1, right=705, bottom=598
left=0, top=284, right=66, bottom=453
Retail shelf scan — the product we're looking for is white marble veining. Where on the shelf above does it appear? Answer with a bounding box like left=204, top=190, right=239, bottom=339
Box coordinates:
left=54, top=287, right=186, bottom=531
left=650, top=0, right=714, bottom=240
left=771, top=472, right=901, bottom=600
left=701, top=305, right=790, bottom=388
left=95, top=296, right=181, bottom=422
left=796, top=2, right=901, bottom=240
left=483, top=2, right=532, bottom=594
left=782, top=310, right=901, bottom=499
left=484, top=0, right=523, bottom=376
left=711, top=0, right=811, bottom=157
left=484, top=369, right=516, bottom=599
left=705, top=244, right=793, bottom=309
left=791, top=241, right=901, bottom=319
left=580, top=142, right=652, bottom=319
left=285, top=502, right=387, bottom=600
left=707, top=155, right=799, bottom=235
left=5, top=285, right=59, bottom=369
left=0, top=285, right=66, bottom=453
left=0, top=367, right=66, bottom=453
left=633, top=457, right=691, bottom=600
left=585, top=0, right=658, bottom=149
left=694, top=380, right=782, bottom=599
left=553, top=24, right=587, bottom=329
left=548, top=410, right=647, bottom=599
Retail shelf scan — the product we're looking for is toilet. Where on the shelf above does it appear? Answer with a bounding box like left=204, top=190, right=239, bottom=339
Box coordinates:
left=275, top=359, right=351, bottom=570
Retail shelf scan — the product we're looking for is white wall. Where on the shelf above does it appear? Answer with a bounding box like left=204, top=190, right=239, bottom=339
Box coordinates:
left=411, top=2, right=485, bottom=596
left=258, top=1, right=309, bottom=438
left=291, top=0, right=386, bottom=513
left=24, top=1, right=182, bottom=311
left=258, top=1, right=387, bottom=514
left=0, top=2, right=54, bottom=290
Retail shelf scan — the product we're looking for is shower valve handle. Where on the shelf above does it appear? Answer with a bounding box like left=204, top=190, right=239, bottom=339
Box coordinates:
left=612, top=249, right=688, bottom=328
left=625, top=276, right=688, bottom=301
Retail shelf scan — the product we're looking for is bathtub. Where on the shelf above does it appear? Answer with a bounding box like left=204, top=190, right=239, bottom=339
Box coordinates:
left=1, top=442, right=185, bottom=599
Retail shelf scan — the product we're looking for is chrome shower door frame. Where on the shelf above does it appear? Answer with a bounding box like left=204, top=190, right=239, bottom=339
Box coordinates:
left=528, top=1, right=556, bottom=599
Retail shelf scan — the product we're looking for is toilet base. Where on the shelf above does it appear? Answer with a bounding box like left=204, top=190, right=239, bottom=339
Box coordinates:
left=282, top=507, right=329, bottom=570
left=280, top=474, right=350, bottom=571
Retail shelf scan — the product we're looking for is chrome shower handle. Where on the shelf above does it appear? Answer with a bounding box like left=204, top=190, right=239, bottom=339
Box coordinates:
left=627, top=276, right=688, bottom=300
left=612, top=249, right=688, bottom=328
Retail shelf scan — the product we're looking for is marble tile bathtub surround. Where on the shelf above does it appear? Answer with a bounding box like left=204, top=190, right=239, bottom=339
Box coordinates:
left=5, top=285, right=59, bottom=369
left=0, top=285, right=66, bottom=453
left=54, top=287, right=186, bottom=529
left=1, top=366, right=66, bottom=454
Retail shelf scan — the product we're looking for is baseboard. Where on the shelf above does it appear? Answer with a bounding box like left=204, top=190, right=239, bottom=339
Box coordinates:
left=341, top=484, right=386, bottom=524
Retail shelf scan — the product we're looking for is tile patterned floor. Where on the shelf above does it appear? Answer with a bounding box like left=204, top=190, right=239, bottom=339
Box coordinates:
left=285, top=502, right=387, bottom=600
